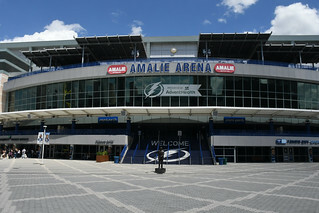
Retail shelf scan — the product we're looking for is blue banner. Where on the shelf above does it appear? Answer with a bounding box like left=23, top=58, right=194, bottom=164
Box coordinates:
left=98, top=117, right=118, bottom=123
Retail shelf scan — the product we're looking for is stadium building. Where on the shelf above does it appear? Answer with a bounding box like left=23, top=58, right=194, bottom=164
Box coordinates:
left=1, top=33, right=319, bottom=163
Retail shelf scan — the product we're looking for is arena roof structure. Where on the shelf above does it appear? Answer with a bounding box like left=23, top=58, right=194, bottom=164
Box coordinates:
left=198, top=33, right=271, bottom=60
left=22, top=47, right=90, bottom=67
left=22, top=35, right=147, bottom=67
left=261, top=43, right=319, bottom=64
left=19, top=33, right=319, bottom=69
left=76, top=35, right=147, bottom=61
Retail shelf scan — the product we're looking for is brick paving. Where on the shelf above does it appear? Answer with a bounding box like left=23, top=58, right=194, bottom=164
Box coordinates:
left=0, top=158, right=318, bottom=213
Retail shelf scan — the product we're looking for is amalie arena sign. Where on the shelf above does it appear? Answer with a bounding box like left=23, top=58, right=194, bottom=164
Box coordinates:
left=214, top=63, right=235, bottom=73
left=107, top=65, right=127, bottom=75
left=106, top=62, right=235, bottom=75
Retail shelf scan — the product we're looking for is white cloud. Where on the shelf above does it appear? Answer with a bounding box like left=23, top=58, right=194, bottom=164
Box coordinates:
left=203, top=19, right=212, bottom=25
left=130, top=26, right=143, bottom=35
left=218, top=18, right=227, bottom=23
left=111, top=10, right=123, bottom=23
left=221, top=0, right=258, bottom=14
left=130, top=20, right=144, bottom=36
left=1, top=20, right=85, bottom=43
left=266, top=3, right=319, bottom=35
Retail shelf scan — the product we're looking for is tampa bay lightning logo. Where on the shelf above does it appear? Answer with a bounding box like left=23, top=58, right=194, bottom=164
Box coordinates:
left=146, top=149, right=190, bottom=163
left=144, top=82, right=164, bottom=98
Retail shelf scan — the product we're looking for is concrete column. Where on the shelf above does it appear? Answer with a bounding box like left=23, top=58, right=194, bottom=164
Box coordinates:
left=209, top=117, right=214, bottom=136
left=269, top=119, right=274, bottom=135
left=40, top=120, right=45, bottom=130
left=71, top=119, right=76, bottom=134
left=15, top=123, right=19, bottom=134
left=271, top=147, right=276, bottom=163
left=126, top=118, right=131, bottom=136
left=306, top=120, right=310, bottom=135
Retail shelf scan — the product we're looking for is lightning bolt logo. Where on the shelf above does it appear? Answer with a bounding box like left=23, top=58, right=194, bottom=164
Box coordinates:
left=144, top=82, right=163, bottom=98
left=146, top=148, right=190, bottom=163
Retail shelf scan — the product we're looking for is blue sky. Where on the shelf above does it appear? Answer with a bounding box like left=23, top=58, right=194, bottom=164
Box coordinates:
left=0, top=0, right=319, bottom=42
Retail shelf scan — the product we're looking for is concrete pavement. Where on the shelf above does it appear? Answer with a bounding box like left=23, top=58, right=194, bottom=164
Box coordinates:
left=0, top=158, right=318, bottom=213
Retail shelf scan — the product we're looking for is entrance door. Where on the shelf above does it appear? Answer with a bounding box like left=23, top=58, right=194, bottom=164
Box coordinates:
left=283, top=147, right=294, bottom=162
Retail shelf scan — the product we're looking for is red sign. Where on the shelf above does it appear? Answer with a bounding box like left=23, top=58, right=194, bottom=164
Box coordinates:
left=214, top=63, right=235, bottom=73
left=107, top=65, right=127, bottom=75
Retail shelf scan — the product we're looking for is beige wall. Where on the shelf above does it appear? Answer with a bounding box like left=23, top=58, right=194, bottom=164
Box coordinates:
left=0, top=74, right=8, bottom=112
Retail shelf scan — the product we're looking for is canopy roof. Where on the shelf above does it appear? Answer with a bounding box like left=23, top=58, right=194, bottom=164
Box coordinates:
left=198, top=33, right=319, bottom=64
left=198, top=33, right=271, bottom=60
left=261, top=43, right=319, bottom=63
left=1, top=107, right=318, bottom=122
left=22, top=47, right=89, bottom=67
left=22, top=35, right=146, bottom=67
left=76, top=35, right=146, bottom=61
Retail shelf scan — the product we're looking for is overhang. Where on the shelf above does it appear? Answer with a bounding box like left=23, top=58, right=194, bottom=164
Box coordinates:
left=261, top=43, right=319, bottom=63
left=22, top=47, right=90, bottom=67
left=21, top=35, right=147, bottom=67
left=76, top=35, right=147, bottom=61
left=198, top=33, right=271, bottom=59
left=1, top=107, right=319, bottom=122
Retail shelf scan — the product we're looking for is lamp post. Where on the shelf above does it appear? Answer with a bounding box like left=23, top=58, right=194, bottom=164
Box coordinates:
left=41, top=125, right=47, bottom=164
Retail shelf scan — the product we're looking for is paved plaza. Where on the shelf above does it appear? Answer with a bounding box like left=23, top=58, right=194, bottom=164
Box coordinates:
left=0, top=159, right=318, bottom=213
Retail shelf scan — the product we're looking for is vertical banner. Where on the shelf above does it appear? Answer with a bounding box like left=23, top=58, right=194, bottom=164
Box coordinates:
left=44, top=132, right=50, bottom=145
left=37, top=132, right=44, bottom=144
left=37, top=132, right=50, bottom=144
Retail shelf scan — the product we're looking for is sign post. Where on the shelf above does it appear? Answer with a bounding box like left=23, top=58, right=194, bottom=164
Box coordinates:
left=178, top=131, right=182, bottom=165
left=37, top=126, right=49, bottom=165
left=41, top=126, right=47, bottom=164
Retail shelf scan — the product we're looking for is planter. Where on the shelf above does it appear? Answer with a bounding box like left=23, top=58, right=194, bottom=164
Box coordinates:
left=96, top=155, right=109, bottom=162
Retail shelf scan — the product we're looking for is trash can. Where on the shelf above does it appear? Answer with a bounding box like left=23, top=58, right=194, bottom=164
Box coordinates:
left=114, top=156, right=119, bottom=164
left=218, top=158, right=224, bottom=165
left=223, top=158, right=227, bottom=165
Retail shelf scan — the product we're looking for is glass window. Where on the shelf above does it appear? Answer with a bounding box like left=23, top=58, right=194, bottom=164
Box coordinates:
left=6, top=75, right=319, bottom=112
left=211, top=77, right=224, bottom=95
left=108, top=78, right=116, bottom=107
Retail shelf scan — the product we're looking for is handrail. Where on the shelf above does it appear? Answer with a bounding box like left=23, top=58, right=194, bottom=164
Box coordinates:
left=199, top=142, right=203, bottom=165
left=9, top=57, right=318, bottom=81
left=132, top=144, right=138, bottom=163
left=120, top=145, right=127, bottom=160
left=143, top=143, right=149, bottom=164
left=211, top=145, right=217, bottom=165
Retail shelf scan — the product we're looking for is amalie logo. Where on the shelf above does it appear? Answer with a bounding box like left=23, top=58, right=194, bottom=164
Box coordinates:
left=214, top=63, right=235, bottom=73
left=107, top=65, right=127, bottom=75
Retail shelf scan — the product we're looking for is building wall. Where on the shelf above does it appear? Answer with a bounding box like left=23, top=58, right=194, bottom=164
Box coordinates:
left=211, top=135, right=319, bottom=147
left=0, top=134, right=128, bottom=145
left=5, top=62, right=319, bottom=92
left=0, top=73, right=8, bottom=112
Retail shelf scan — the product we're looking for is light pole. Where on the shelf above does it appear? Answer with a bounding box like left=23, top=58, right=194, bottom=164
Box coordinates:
left=41, top=125, right=47, bottom=164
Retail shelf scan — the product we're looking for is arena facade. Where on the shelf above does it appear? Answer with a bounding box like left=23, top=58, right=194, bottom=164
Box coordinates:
left=0, top=33, right=319, bottom=163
